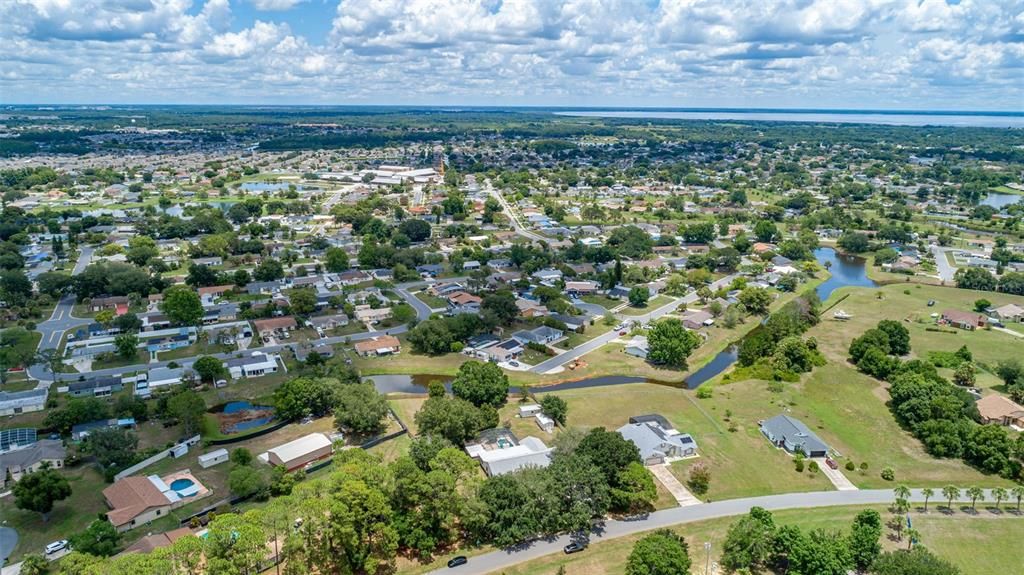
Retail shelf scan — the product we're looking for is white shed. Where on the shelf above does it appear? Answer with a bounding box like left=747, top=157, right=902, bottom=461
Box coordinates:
left=198, top=448, right=229, bottom=469
left=535, top=413, right=555, bottom=433
left=518, top=404, right=543, bottom=418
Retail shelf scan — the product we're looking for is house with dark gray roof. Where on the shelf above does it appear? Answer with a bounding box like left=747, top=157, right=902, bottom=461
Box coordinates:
left=617, top=414, right=698, bottom=465
left=760, top=414, right=829, bottom=458
left=0, top=439, right=67, bottom=489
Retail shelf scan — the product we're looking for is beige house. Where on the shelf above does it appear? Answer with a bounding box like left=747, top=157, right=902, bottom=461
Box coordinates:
left=354, top=335, right=401, bottom=357
left=976, top=394, right=1024, bottom=429
left=354, top=305, right=392, bottom=324
left=0, top=440, right=66, bottom=489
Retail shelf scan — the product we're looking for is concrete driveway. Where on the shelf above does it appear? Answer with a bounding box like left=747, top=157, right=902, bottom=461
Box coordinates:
left=647, top=464, right=703, bottom=507
left=812, top=458, right=858, bottom=491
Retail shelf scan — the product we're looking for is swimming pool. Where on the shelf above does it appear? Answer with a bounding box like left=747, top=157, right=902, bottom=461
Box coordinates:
left=170, top=478, right=199, bottom=497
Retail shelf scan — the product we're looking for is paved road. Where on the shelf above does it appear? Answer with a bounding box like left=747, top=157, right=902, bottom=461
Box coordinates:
left=436, top=488, right=1003, bottom=574
left=29, top=246, right=95, bottom=382
left=0, top=527, right=16, bottom=570
left=485, top=182, right=546, bottom=243
left=931, top=245, right=958, bottom=282
left=530, top=274, right=738, bottom=374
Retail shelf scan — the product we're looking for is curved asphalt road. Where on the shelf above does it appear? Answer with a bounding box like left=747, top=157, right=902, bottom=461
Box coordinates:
left=436, top=488, right=1004, bottom=574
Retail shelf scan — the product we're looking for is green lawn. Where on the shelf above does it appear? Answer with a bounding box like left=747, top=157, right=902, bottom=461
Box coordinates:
left=412, top=291, right=448, bottom=309
left=580, top=294, right=621, bottom=310
left=562, top=322, right=613, bottom=349
left=159, top=341, right=234, bottom=361
left=388, top=396, right=426, bottom=436
left=619, top=294, right=674, bottom=316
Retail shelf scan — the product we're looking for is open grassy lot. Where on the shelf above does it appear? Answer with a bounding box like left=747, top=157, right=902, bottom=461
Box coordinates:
left=488, top=505, right=1024, bottom=575
left=562, top=322, right=614, bottom=349
left=159, top=340, right=234, bottom=361
left=619, top=294, right=674, bottom=316
left=388, top=395, right=426, bottom=435
left=0, top=465, right=109, bottom=562
left=532, top=383, right=833, bottom=501
left=811, top=283, right=1024, bottom=367
left=412, top=290, right=447, bottom=309
left=580, top=294, right=621, bottom=310
left=763, top=363, right=1010, bottom=489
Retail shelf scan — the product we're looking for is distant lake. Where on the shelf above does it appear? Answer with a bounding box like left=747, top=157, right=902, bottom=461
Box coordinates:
left=556, top=109, right=1024, bottom=128
left=980, top=192, right=1023, bottom=209
left=814, top=247, right=877, bottom=301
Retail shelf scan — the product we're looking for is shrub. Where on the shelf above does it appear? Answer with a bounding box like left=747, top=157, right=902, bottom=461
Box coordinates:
left=695, top=386, right=713, bottom=399
left=881, top=467, right=895, bottom=481
left=794, top=459, right=805, bottom=472
left=808, top=460, right=819, bottom=473
left=845, top=461, right=856, bottom=472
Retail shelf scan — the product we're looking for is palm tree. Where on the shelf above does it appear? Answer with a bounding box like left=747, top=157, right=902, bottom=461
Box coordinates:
left=942, top=485, right=960, bottom=512
left=922, top=487, right=934, bottom=512
left=967, top=486, right=984, bottom=512
left=1012, top=486, right=1024, bottom=513
left=894, top=484, right=911, bottom=505
left=992, top=487, right=1008, bottom=512
left=904, top=528, right=920, bottom=550
left=893, top=498, right=910, bottom=540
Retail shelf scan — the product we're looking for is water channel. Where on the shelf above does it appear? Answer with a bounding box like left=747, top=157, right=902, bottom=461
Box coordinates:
left=367, top=247, right=877, bottom=395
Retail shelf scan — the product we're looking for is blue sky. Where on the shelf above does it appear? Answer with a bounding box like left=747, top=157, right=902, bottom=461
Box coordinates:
left=1, top=0, right=1022, bottom=110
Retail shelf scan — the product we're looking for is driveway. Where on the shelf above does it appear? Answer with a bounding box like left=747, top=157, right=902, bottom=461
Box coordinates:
left=647, top=464, right=703, bottom=507
left=931, top=245, right=958, bottom=282
left=812, top=458, right=858, bottom=491
left=0, top=527, right=16, bottom=569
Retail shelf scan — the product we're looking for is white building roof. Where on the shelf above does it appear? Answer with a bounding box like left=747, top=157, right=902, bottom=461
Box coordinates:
left=267, top=433, right=331, bottom=466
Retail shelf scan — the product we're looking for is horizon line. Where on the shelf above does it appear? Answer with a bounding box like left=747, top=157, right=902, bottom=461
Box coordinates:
left=1, top=104, right=1022, bottom=116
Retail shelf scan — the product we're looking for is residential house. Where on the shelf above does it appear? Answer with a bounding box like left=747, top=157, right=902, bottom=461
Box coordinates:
left=416, top=264, right=444, bottom=277
left=480, top=339, right=524, bottom=362
left=197, top=285, right=234, bottom=299
left=90, top=295, right=129, bottom=312
left=253, top=316, right=298, bottom=337
left=0, top=389, right=47, bottom=416
left=293, top=343, right=335, bottom=362
left=354, top=305, right=392, bottom=324
left=67, top=376, right=124, bottom=398
left=549, top=313, right=587, bottom=332
left=246, top=280, right=282, bottom=295
left=975, top=395, right=1024, bottom=429
left=465, top=429, right=553, bottom=476
left=0, top=439, right=67, bottom=489
left=617, top=414, right=698, bottom=465
left=565, top=280, right=599, bottom=296
left=354, top=335, right=401, bottom=357
left=624, top=336, right=650, bottom=359
left=990, top=303, right=1024, bottom=323
left=308, top=313, right=350, bottom=331
left=515, top=298, right=549, bottom=318
left=466, top=333, right=500, bottom=352
left=512, top=326, right=563, bottom=346
left=760, top=414, right=830, bottom=458
left=103, top=474, right=197, bottom=532
left=337, top=270, right=371, bottom=285
left=447, top=291, right=482, bottom=315
left=136, top=367, right=184, bottom=396
left=681, top=310, right=714, bottom=330
left=72, top=418, right=136, bottom=441
left=941, top=309, right=987, bottom=330
left=226, top=352, right=280, bottom=379
left=191, top=257, right=223, bottom=267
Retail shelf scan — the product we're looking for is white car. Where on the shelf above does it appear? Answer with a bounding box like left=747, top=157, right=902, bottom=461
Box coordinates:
left=45, top=540, right=68, bottom=555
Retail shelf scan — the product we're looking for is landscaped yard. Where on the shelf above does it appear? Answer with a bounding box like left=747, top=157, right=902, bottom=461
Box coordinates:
left=412, top=290, right=448, bottom=309
left=159, top=340, right=235, bottom=361
left=618, top=294, right=674, bottom=316
left=562, top=322, right=614, bottom=349
left=580, top=294, right=621, bottom=310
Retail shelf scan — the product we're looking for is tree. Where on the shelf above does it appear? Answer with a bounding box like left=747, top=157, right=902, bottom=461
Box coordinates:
left=575, top=427, right=641, bottom=488
left=1011, top=486, right=1024, bottom=513
left=414, top=396, right=488, bottom=445
left=921, top=487, right=934, bottom=512
left=113, top=332, right=139, bottom=360
left=849, top=509, right=883, bottom=571
left=625, top=529, right=691, bottom=575
left=228, top=465, right=267, bottom=498
left=82, top=427, right=138, bottom=471
left=36, top=271, right=72, bottom=297
left=407, top=319, right=454, bottom=355
left=539, top=394, right=568, bottom=425
left=168, top=391, right=206, bottom=437
left=398, top=218, right=432, bottom=242
left=607, top=226, right=653, bottom=258
left=185, top=263, right=219, bottom=287
left=991, top=486, right=1007, bottom=511
left=334, top=382, right=389, bottom=435
left=451, top=361, right=509, bottom=407
left=739, top=286, right=772, bottom=314
left=0, top=269, right=33, bottom=306
left=253, top=258, right=285, bottom=281
left=877, top=319, right=911, bottom=356
left=647, top=318, right=702, bottom=369
left=273, top=377, right=338, bottom=421
left=789, top=528, right=853, bottom=575
left=942, top=485, right=960, bottom=511
left=966, top=486, right=984, bottom=511
left=838, top=231, right=870, bottom=253
left=753, top=219, right=777, bottom=243
left=70, top=519, right=120, bottom=557
left=12, top=464, right=71, bottom=521
left=628, top=286, right=649, bottom=307
left=611, top=461, right=658, bottom=513
left=721, top=506, right=776, bottom=571
left=323, top=247, right=350, bottom=272
left=160, top=285, right=204, bottom=325
left=288, top=287, right=317, bottom=315
left=192, top=355, right=227, bottom=383
left=872, top=547, right=961, bottom=575
left=952, top=362, right=976, bottom=387
left=44, top=397, right=110, bottom=435
left=481, top=290, right=518, bottom=325
left=687, top=462, right=711, bottom=495
left=954, top=267, right=996, bottom=291
left=17, top=554, right=48, bottom=575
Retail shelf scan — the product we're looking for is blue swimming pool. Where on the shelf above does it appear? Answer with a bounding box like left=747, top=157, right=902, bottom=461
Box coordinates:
left=170, top=478, right=198, bottom=497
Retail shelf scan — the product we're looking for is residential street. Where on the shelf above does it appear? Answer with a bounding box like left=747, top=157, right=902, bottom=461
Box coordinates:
left=29, top=246, right=95, bottom=384
left=931, top=245, right=958, bottom=282
left=435, top=488, right=1003, bottom=574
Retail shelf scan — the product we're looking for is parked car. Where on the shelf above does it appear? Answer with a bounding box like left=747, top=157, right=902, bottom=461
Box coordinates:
left=509, top=361, right=520, bottom=367
left=825, top=458, right=838, bottom=470
left=927, top=300, right=936, bottom=306
left=618, top=330, right=626, bottom=335
left=45, top=540, right=68, bottom=555
left=563, top=541, right=588, bottom=554
left=447, top=556, right=468, bottom=568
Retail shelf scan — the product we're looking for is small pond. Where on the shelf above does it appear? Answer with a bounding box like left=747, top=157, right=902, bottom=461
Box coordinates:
left=813, top=247, right=877, bottom=302
left=979, top=192, right=1023, bottom=210
left=212, top=401, right=275, bottom=434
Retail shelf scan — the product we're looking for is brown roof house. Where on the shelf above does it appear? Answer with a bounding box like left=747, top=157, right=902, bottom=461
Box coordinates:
left=976, top=395, right=1024, bottom=429
left=253, top=316, right=298, bottom=335
left=354, top=335, right=401, bottom=357
left=103, top=471, right=208, bottom=532
left=940, top=310, right=987, bottom=330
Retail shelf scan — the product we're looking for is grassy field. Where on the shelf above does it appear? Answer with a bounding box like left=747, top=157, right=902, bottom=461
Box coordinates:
left=811, top=283, right=1024, bottom=367
left=0, top=465, right=110, bottom=561
left=580, top=294, right=621, bottom=310
left=487, top=505, right=1024, bottom=575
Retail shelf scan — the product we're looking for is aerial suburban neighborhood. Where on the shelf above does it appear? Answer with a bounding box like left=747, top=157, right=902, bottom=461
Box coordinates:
left=1, top=4, right=1024, bottom=572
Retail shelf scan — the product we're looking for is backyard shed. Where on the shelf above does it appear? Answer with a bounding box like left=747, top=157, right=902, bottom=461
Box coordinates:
left=267, top=433, right=333, bottom=471
left=198, top=448, right=229, bottom=469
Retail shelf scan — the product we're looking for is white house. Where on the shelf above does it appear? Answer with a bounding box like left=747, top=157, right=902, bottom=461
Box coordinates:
left=226, top=352, right=280, bottom=379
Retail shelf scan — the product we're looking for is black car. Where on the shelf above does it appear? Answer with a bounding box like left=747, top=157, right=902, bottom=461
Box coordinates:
left=563, top=541, right=588, bottom=554
left=447, top=556, right=468, bottom=568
